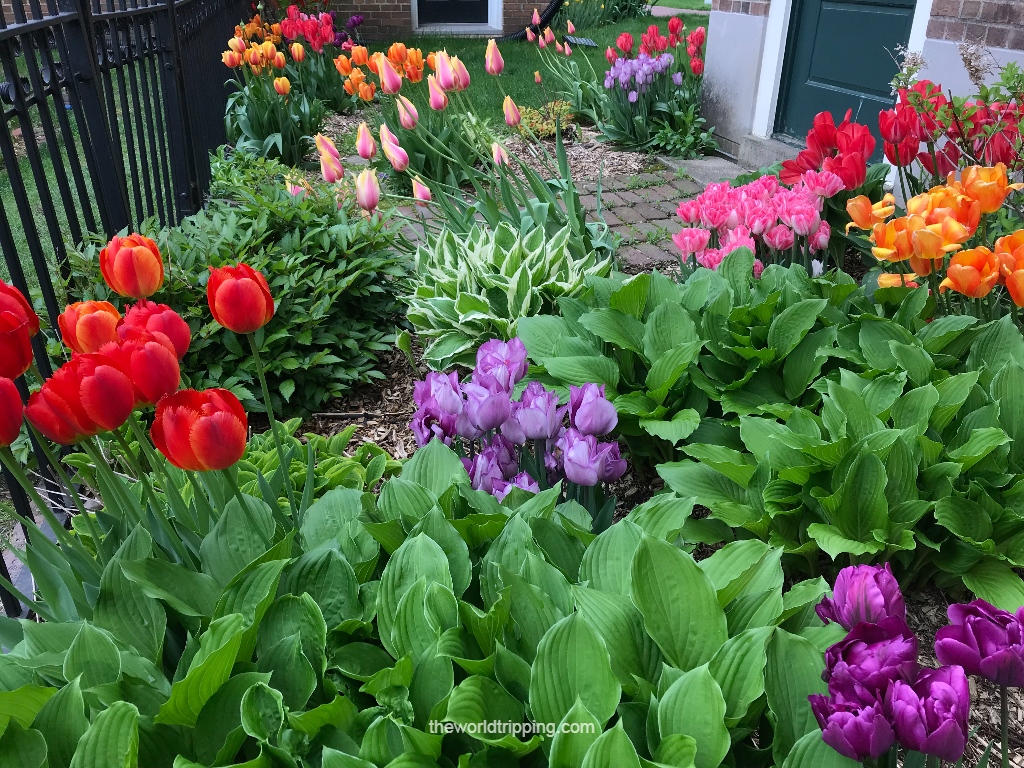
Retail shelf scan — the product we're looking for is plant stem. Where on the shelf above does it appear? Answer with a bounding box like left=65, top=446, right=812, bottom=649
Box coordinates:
left=247, top=332, right=298, bottom=523
left=221, top=467, right=272, bottom=548
left=126, top=414, right=199, bottom=532
left=1001, top=685, right=1009, bottom=768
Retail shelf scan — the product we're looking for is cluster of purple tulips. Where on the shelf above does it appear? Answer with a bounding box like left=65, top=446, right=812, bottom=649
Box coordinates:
left=410, top=338, right=626, bottom=519
left=813, top=563, right=1024, bottom=765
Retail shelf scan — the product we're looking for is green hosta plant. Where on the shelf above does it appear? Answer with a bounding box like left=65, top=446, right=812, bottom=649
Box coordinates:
left=658, top=292, right=1024, bottom=608
left=405, top=223, right=612, bottom=369
left=3, top=433, right=844, bottom=768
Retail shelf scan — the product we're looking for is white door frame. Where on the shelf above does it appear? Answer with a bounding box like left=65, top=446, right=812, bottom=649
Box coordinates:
left=412, top=0, right=503, bottom=35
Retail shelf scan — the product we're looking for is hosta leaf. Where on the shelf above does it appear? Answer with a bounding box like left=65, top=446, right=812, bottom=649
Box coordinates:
left=256, top=594, right=328, bottom=678
left=765, top=630, right=827, bottom=765
left=707, top=627, right=772, bottom=726
left=643, top=302, right=699, bottom=362
left=63, top=623, right=121, bottom=689
left=199, top=494, right=274, bottom=587
left=282, top=547, right=360, bottom=630
left=640, top=410, right=700, bottom=446
left=782, top=730, right=860, bottom=768
left=573, top=585, right=662, bottom=693
left=530, top=614, right=620, bottom=728
left=0, top=722, right=47, bottom=768
left=767, top=299, right=826, bottom=358
left=400, top=440, right=468, bottom=497
left=542, top=356, right=620, bottom=390
left=630, top=535, right=727, bottom=671
left=658, top=664, right=729, bottom=768
left=549, top=698, right=602, bottom=768
left=833, top=452, right=889, bottom=542
left=578, top=520, right=643, bottom=595
left=946, top=428, right=1011, bottom=471
left=69, top=700, right=139, bottom=768
left=192, top=672, right=270, bottom=766
left=378, top=535, right=454, bottom=658
left=480, top=515, right=543, bottom=608
left=119, top=559, right=220, bottom=618
left=446, top=676, right=541, bottom=754
left=806, top=524, right=884, bottom=559
left=934, top=497, right=993, bottom=544
left=963, top=560, right=1024, bottom=611
left=657, top=461, right=746, bottom=509
left=31, top=677, right=88, bottom=768
left=581, top=722, right=642, bottom=768
left=580, top=309, right=646, bottom=355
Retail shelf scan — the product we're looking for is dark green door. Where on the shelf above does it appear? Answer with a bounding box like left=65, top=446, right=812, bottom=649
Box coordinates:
left=418, top=0, right=489, bottom=24
left=776, top=0, right=915, bottom=149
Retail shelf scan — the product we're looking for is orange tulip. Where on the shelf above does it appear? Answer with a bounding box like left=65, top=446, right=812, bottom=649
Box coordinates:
left=846, top=193, right=895, bottom=232
left=222, top=50, right=242, bottom=68
left=908, top=185, right=981, bottom=234
left=871, top=218, right=914, bottom=263
left=388, top=42, right=408, bottom=67
left=995, top=230, right=1024, bottom=258
left=367, top=51, right=383, bottom=76
left=426, top=52, right=437, bottom=71
left=100, top=233, right=164, bottom=298
left=259, top=41, right=276, bottom=62
left=335, top=54, right=352, bottom=76
left=350, top=45, right=368, bottom=66
left=877, top=273, right=919, bottom=289
left=244, top=46, right=262, bottom=67
left=939, top=247, right=1001, bottom=298
left=405, top=63, right=423, bottom=83
left=407, top=48, right=424, bottom=71
left=58, top=301, right=121, bottom=354
left=343, top=78, right=356, bottom=96
left=950, top=164, right=1024, bottom=214
left=358, top=82, right=376, bottom=101
left=1006, top=269, right=1024, bottom=307
left=228, top=36, right=246, bottom=53
left=348, top=68, right=366, bottom=88
left=272, top=51, right=286, bottom=69
left=273, top=76, right=290, bottom=96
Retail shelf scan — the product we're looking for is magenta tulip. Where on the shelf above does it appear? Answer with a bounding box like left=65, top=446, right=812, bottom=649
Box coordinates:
left=817, top=564, right=907, bottom=631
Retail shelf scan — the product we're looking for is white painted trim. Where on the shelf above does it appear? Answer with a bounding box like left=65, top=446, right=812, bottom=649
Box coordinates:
left=411, top=0, right=503, bottom=35
left=908, top=0, right=933, bottom=53
left=751, top=0, right=794, bottom=138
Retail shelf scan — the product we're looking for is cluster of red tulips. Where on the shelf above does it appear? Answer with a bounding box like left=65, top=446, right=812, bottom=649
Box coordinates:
left=0, top=235, right=280, bottom=478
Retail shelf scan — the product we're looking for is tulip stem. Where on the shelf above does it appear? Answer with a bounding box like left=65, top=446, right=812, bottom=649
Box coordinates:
left=1001, top=685, right=1009, bottom=768
left=221, top=468, right=272, bottom=548
left=247, top=332, right=299, bottom=524
left=126, top=414, right=200, bottom=534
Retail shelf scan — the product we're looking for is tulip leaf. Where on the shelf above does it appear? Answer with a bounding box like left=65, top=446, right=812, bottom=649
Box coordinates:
left=530, top=613, right=620, bottom=728
left=658, top=664, right=729, bottom=768
left=630, top=535, right=727, bottom=672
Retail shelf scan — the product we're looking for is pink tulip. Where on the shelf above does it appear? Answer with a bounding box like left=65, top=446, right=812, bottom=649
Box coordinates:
left=396, top=95, right=419, bottom=130
left=485, top=39, right=504, bottom=76
left=564, top=42, right=572, bottom=56
left=380, top=59, right=403, bottom=95
left=355, top=122, right=376, bottom=160
left=427, top=74, right=448, bottom=110
left=451, top=55, right=470, bottom=91
left=412, top=176, right=432, bottom=205
left=810, top=221, right=831, bottom=252
left=763, top=224, right=796, bottom=251
left=492, top=142, right=509, bottom=166
left=380, top=124, right=409, bottom=172
left=436, top=50, right=456, bottom=91
left=544, top=27, right=554, bottom=43
left=503, top=96, right=521, bottom=127
left=605, top=46, right=618, bottom=64
left=672, top=227, right=711, bottom=255
left=526, top=28, right=536, bottom=42
left=555, top=41, right=563, bottom=53
left=532, top=8, right=540, bottom=25
left=567, top=20, right=575, bottom=34
left=355, top=168, right=380, bottom=212
left=315, top=134, right=343, bottom=183
left=538, top=36, right=547, bottom=50
left=286, top=180, right=304, bottom=196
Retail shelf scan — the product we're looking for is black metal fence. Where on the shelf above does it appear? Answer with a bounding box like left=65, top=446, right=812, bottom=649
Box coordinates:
left=0, top=0, right=248, bottom=616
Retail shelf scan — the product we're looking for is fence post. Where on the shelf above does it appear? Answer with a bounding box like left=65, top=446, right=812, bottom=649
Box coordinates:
left=155, top=0, right=201, bottom=220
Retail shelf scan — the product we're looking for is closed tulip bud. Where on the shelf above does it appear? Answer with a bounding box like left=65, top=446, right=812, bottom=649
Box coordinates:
left=358, top=81, right=375, bottom=101
left=355, top=122, right=377, bottom=159
left=569, top=383, right=617, bottom=436
left=817, top=563, right=905, bottom=630
left=532, top=8, right=540, bottom=25
left=121, top=299, right=190, bottom=360
left=290, top=42, right=304, bottom=61
left=557, top=428, right=603, bottom=486
left=367, top=51, right=382, bottom=75
left=427, top=74, right=448, bottom=110
left=355, top=168, right=381, bottom=213
left=538, top=36, right=547, bottom=50
left=228, top=36, right=246, bottom=53
left=207, top=263, right=274, bottom=334
left=379, top=125, right=409, bottom=173
left=463, top=382, right=512, bottom=432
left=564, top=42, right=572, bottom=56
left=411, top=176, right=431, bottom=205
left=0, top=312, right=32, bottom=380
left=151, top=388, right=248, bottom=471
left=58, top=301, right=121, bottom=354
left=222, top=50, right=242, bottom=68
left=380, top=59, right=403, bottom=95
left=396, top=95, right=418, bottom=129
left=426, top=51, right=437, bottom=71
left=0, top=377, right=22, bottom=448
left=567, top=19, right=575, bottom=33
left=492, top=141, right=509, bottom=166
left=513, top=381, right=563, bottom=440
left=544, top=27, right=555, bottom=43
left=436, top=50, right=456, bottom=91
left=809, top=696, right=895, bottom=762
left=315, top=133, right=344, bottom=183
left=351, top=45, right=368, bottom=65
left=259, top=40, right=276, bottom=61
left=335, top=53, right=352, bottom=75
left=0, top=280, right=40, bottom=337
left=525, top=28, right=536, bottom=42
left=100, top=329, right=180, bottom=408
left=387, top=42, right=408, bottom=65
left=25, top=353, right=135, bottom=444
left=503, top=95, right=521, bottom=127
left=100, top=233, right=164, bottom=299
left=555, top=41, right=563, bottom=53
left=485, top=39, right=504, bottom=75
left=535, top=70, right=542, bottom=84
left=273, top=76, right=290, bottom=94
left=270, top=51, right=283, bottom=68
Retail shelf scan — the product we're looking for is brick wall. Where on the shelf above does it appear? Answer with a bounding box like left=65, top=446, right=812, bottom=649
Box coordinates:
left=331, top=0, right=413, bottom=40
left=927, top=0, right=1024, bottom=51
left=503, top=1, right=533, bottom=34
left=710, top=0, right=770, bottom=15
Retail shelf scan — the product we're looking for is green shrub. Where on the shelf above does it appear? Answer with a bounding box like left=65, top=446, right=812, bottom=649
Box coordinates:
left=225, top=73, right=327, bottom=166
left=67, top=154, right=409, bottom=416
left=4, top=436, right=844, bottom=768
left=405, top=223, right=612, bottom=369
left=518, top=101, right=576, bottom=138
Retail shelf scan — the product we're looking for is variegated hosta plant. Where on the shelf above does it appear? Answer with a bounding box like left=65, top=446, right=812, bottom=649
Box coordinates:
left=405, top=223, right=612, bottom=369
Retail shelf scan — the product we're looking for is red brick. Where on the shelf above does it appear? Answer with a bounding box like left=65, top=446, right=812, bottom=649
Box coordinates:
left=960, top=0, right=981, bottom=18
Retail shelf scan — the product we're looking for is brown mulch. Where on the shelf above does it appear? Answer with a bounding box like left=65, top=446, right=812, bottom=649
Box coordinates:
left=906, top=588, right=1024, bottom=768
left=503, top=126, right=658, bottom=184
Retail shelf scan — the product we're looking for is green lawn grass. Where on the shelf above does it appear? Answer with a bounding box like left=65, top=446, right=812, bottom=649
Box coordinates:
left=650, top=0, right=712, bottom=10
left=405, top=12, right=708, bottom=119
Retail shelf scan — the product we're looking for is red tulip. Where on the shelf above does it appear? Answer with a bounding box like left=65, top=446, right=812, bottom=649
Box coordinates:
left=0, top=377, right=22, bottom=448
left=58, top=301, right=121, bottom=354
left=120, top=300, right=190, bottom=360
left=822, top=151, right=867, bottom=191
left=885, top=139, right=917, bottom=167
left=689, top=56, right=704, bottom=76
left=25, top=353, right=135, bottom=444
left=99, top=233, right=164, bottom=299
left=100, top=328, right=180, bottom=407
left=0, top=280, right=40, bottom=337
left=616, top=32, right=633, bottom=56
left=0, top=311, right=33, bottom=380
left=151, top=388, right=248, bottom=471
left=207, top=264, right=274, bottom=334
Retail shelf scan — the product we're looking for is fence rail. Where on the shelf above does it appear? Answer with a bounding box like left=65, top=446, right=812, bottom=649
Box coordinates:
left=0, top=0, right=248, bottom=617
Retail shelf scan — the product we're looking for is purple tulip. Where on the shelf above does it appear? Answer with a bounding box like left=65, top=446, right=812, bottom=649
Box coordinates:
left=886, top=666, right=970, bottom=762
left=473, top=338, right=528, bottom=392
left=410, top=404, right=457, bottom=448
left=414, top=371, right=463, bottom=416
left=500, top=413, right=526, bottom=445
left=463, top=382, right=512, bottom=432
left=595, top=441, right=627, bottom=483
left=493, top=471, right=540, bottom=502
left=817, top=564, right=906, bottom=632
left=463, top=452, right=505, bottom=495
left=824, top=617, right=919, bottom=706
left=809, top=695, right=895, bottom=761
left=514, top=381, right=564, bottom=440
left=568, top=384, right=617, bottom=437
left=487, top=434, right=518, bottom=479
left=456, top=409, right=484, bottom=440
left=935, top=599, right=1024, bottom=687
left=346, top=13, right=363, bottom=28
left=672, top=72, right=683, bottom=86
left=557, top=428, right=602, bottom=486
